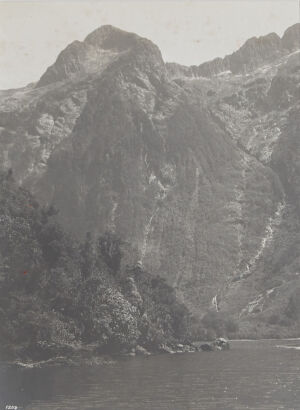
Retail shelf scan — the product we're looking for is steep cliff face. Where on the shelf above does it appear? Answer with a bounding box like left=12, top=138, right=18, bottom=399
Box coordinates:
left=0, top=24, right=299, bottom=337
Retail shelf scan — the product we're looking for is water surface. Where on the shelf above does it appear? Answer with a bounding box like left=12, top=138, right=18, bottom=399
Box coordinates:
left=0, top=340, right=299, bottom=409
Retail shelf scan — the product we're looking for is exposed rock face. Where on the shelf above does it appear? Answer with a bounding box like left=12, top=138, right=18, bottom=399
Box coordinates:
left=167, top=24, right=300, bottom=79
left=37, top=25, right=161, bottom=87
left=0, top=24, right=300, bottom=337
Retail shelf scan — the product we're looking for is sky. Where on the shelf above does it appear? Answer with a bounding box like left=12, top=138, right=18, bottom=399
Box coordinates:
left=0, top=0, right=299, bottom=89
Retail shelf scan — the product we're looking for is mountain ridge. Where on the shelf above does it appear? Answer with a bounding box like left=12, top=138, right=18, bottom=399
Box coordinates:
left=167, top=23, right=300, bottom=79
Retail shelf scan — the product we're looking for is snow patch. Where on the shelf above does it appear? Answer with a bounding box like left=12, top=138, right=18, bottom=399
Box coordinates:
left=216, top=70, right=232, bottom=77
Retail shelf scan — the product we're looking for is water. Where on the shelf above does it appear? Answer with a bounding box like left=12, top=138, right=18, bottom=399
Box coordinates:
left=0, top=340, right=299, bottom=410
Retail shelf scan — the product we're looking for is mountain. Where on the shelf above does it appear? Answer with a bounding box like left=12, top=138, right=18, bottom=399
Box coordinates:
left=0, top=23, right=300, bottom=340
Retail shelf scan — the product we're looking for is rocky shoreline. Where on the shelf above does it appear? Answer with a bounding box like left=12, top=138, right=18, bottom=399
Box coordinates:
left=130, top=338, right=230, bottom=356
left=3, top=338, right=230, bottom=369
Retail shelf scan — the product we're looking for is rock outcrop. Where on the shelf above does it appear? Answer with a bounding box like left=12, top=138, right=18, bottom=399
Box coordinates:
left=200, top=338, right=230, bottom=352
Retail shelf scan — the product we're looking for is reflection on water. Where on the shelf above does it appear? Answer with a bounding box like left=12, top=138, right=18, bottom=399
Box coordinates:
left=0, top=340, right=299, bottom=410
left=276, top=345, right=300, bottom=350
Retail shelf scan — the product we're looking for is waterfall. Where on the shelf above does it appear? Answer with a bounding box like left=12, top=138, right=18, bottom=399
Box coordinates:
left=173, top=166, right=199, bottom=289
left=108, top=201, right=118, bottom=232
left=212, top=295, right=219, bottom=312
left=239, top=282, right=284, bottom=318
left=140, top=207, right=159, bottom=264
left=238, top=201, right=286, bottom=317
left=239, top=200, right=285, bottom=280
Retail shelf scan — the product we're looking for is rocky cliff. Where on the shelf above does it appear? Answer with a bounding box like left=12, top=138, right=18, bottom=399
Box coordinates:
left=0, top=24, right=299, bottom=338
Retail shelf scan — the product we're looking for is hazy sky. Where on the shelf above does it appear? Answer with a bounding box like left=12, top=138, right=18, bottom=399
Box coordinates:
left=0, top=0, right=298, bottom=89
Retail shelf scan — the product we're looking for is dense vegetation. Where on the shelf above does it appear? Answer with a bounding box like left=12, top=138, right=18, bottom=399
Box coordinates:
left=0, top=171, right=194, bottom=362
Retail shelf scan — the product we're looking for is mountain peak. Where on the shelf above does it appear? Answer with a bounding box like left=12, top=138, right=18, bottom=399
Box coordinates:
left=227, top=31, right=282, bottom=74
left=84, top=25, right=142, bottom=51
left=37, top=25, right=164, bottom=87
left=281, top=23, right=300, bottom=51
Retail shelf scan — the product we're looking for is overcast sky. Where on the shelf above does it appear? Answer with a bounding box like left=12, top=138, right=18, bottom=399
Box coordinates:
left=0, top=0, right=298, bottom=89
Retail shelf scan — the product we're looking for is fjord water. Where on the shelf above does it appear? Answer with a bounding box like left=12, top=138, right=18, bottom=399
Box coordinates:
left=1, top=340, right=299, bottom=410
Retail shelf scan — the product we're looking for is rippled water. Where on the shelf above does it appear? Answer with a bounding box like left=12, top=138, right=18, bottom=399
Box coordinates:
left=0, top=340, right=300, bottom=410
